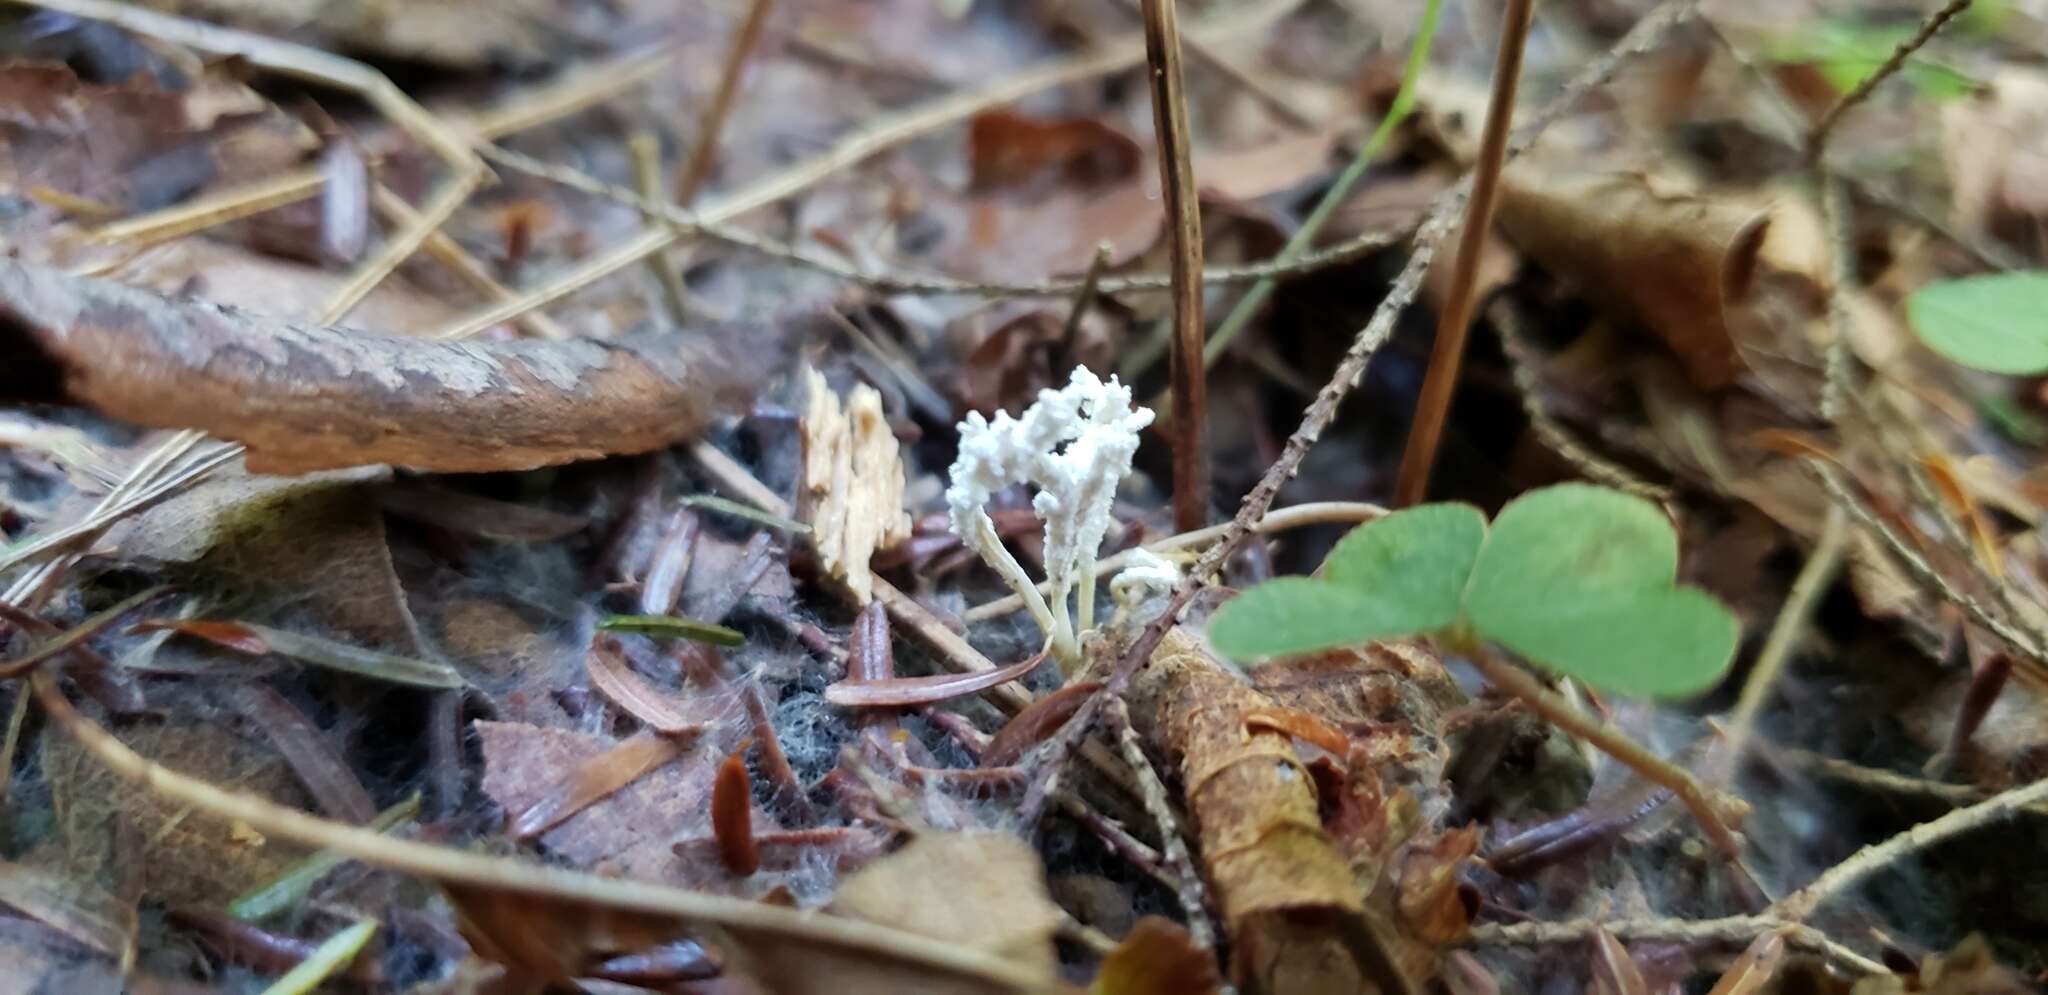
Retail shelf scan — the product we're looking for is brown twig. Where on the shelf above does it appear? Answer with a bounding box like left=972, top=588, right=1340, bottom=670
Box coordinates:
left=1391, top=0, right=1534, bottom=506
left=1468, top=915, right=1886, bottom=977
left=1103, top=696, right=1217, bottom=951
left=1806, top=0, right=1973, bottom=157
left=1466, top=644, right=1748, bottom=857
left=476, top=143, right=1405, bottom=298
left=1772, top=773, right=2048, bottom=920
left=1141, top=0, right=1210, bottom=532
left=676, top=0, right=776, bottom=204
left=0, top=261, right=771, bottom=475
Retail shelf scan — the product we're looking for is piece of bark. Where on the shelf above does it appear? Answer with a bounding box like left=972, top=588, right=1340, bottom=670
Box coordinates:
left=1126, top=628, right=1376, bottom=994
left=0, top=259, right=778, bottom=474
left=798, top=368, right=911, bottom=604
left=1126, top=629, right=1473, bottom=995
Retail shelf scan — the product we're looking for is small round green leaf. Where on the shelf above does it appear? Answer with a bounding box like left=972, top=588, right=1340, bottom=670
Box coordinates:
left=1209, top=577, right=1435, bottom=664
left=1322, top=503, right=1486, bottom=634
left=1465, top=483, right=1737, bottom=697
left=1468, top=484, right=1676, bottom=603
left=1476, top=587, right=1739, bottom=697
left=1907, top=272, right=2048, bottom=375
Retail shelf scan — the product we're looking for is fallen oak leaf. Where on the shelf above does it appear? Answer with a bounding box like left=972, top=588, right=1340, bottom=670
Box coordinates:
left=130, top=618, right=463, bottom=689
left=0, top=259, right=778, bottom=474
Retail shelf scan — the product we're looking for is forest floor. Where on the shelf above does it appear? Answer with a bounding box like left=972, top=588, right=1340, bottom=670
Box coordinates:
left=1, top=0, right=2046, bottom=992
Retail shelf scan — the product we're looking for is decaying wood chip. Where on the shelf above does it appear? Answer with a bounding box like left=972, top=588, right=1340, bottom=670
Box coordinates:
left=798, top=367, right=911, bottom=604
left=0, top=259, right=778, bottom=474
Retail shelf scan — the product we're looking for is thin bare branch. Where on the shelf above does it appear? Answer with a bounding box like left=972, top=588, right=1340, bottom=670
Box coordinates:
left=1774, top=772, right=2048, bottom=921
left=1807, top=0, right=1973, bottom=156
left=1469, top=916, right=1886, bottom=977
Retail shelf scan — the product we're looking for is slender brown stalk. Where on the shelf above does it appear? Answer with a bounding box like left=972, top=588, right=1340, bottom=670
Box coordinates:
left=1141, top=0, right=1210, bottom=532
left=1391, top=0, right=1534, bottom=506
left=677, top=0, right=775, bottom=204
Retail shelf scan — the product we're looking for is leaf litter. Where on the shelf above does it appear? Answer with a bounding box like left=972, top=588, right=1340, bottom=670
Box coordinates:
left=1, top=0, right=2047, bottom=991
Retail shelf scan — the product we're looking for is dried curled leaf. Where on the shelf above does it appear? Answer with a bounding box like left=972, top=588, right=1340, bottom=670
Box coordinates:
left=1091, top=917, right=1222, bottom=995
left=0, top=259, right=777, bottom=474
left=1493, top=168, right=1771, bottom=389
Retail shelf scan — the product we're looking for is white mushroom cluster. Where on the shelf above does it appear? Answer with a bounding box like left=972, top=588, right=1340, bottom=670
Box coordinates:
left=945, top=367, right=1153, bottom=666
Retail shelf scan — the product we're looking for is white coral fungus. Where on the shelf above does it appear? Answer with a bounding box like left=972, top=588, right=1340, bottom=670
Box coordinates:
left=946, top=367, right=1153, bottom=664
left=1110, top=548, right=1181, bottom=606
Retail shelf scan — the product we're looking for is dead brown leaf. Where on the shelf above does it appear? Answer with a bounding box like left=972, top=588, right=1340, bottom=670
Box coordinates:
left=1493, top=167, right=1772, bottom=389
left=0, top=60, right=280, bottom=216
left=1942, top=70, right=2048, bottom=248
left=0, top=260, right=778, bottom=474
left=475, top=720, right=729, bottom=887
left=1091, top=916, right=1223, bottom=995
left=969, top=110, right=1142, bottom=193
left=750, top=831, right=1058, bottom=995
left=41, top=718, right=312, bottom=907
left=1127, top=628, right=1420, bottom=995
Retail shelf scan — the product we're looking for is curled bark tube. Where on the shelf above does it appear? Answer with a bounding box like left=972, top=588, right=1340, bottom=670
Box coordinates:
left=0, top=259, right=779, bottom=473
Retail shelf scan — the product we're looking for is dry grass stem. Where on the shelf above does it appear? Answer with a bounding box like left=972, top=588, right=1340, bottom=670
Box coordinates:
left=29, top=672, right=1051, bottom=990
left=478, top=143, right=1406, bottom=298
left=676, top=0, right=776, bottom=204
left=1391, top=0, right=1534, bottom=506
left=1469, top=915, right=1887, bottom=977
left=1140, top=0, right=1211, bottom=532
left=1720, top=505, right=1850, bottom=773
left=431, top=0, right=1300, bottom=339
